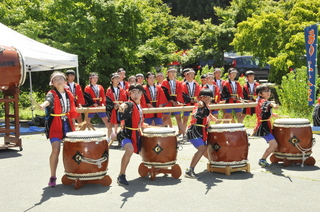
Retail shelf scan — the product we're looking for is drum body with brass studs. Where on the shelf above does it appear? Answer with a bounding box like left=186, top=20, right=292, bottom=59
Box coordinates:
left=0, top=45, right=26, bottom=94
left=207, top=123, right=249, bottom=168
left=63, top=131, right=109, bottom=180
left=273, top=118, right=314, bottom=161
left=140, top=128, right=178, bottom=168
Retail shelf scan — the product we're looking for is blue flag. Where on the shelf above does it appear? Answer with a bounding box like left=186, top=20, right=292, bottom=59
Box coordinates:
left=304, top=24, right=318, bottom=106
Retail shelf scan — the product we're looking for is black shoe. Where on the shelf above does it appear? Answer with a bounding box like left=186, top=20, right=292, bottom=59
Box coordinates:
left=117, top=174, right=129, bottom=185
left=185, top=169, right=199, bottom=179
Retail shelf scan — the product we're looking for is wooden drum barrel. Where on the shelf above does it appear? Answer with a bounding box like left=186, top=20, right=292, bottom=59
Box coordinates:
left=63, top=131, right=109, bottom=181
left=0, top=45, right=26, bottom=93
left=141, top=127, right=178, bottom=168
left=273, top=118, right=314, bottom=161
left=207, top=123, right=249, bottom=168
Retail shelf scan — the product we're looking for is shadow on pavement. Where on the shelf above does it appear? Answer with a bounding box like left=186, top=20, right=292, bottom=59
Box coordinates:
left=196, top=169, right=254, bottom=194
left=23, top=183, right=111, bottom=212
left=194, top=170, right=223, bottom=194
left=141, top=174, right=182, bottom=186
left=119, top=177, right=149, bottom=209
left=0, top=149, right=22, bottom=159
left=262, top=163, right=320, bottom=182
left=277, top=163, right=320, bottom=171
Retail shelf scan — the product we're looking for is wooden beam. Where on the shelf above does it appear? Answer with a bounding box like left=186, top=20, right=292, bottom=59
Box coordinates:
left=76, top=102, right=257, bottom=114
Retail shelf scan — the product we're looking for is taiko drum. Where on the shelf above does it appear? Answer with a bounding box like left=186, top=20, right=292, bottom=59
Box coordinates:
left=63, top=131, right=109, bottom=180
left=273, top=118, right=313, bottom=160
left=207, top=123, right=248, bottom=168
left=141, top=127, right=177, bottom=168
left=0, top=45, right=26, bottom=93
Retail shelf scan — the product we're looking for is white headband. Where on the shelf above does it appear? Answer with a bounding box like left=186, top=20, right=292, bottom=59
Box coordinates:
left=49, top=73, right=66, bottom=85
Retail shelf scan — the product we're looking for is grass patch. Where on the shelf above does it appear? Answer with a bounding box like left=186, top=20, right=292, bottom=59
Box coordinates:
left=19, top=108, right=46, bottom=120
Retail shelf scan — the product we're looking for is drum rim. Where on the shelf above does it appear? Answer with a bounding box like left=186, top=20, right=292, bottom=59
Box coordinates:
left=274, top=118, right=310, bottom=125
left=143, top=127, right=176, bottom=134
left=142, top=133, right=177, bottom=138
left=209, top=123, right=245, bottom=129
left=66, top=131, right=106, bottom=138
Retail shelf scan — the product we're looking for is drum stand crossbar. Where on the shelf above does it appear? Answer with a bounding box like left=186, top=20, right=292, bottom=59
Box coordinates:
left=270, top=154, right=316, bottom=167
left=138, top=163, right=182, bottom=181
left=207, top=163, right=250, bottom=176
left=62, top=174, right=112, bottom=190
left=270, top=138, right=316, bottom=167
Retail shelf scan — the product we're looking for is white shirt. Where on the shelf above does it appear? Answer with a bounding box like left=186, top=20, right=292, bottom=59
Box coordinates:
left=207, top=84, right=214, bottom=92
left=60, top=92, right=67, bottom=113
left=187, top=81, right=194, bottom=93
left=113, top=87, right=118, bottom=95
left=249, top=82, right=255, bottom=94
left=231, top=81, right=236, bottom=88
left=149, top=85, right=155, bottom=97
left=137, top=104, right=142, bottom=126
left=120, top=81, right=125, bottom=89
left=69, top=82, right=75, bottom=93
left=216, top=80, right=222, bottom=89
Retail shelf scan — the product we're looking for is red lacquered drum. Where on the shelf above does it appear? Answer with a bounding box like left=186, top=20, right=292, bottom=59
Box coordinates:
left=207, top=123, right=248, bottom=168
left=63, top=131, right=109, bottom=180
left=273, top=118, right=315, bottom=161
left=141, top=127, right=178, bottom=168
left=0, top=45, right=26, bottom=93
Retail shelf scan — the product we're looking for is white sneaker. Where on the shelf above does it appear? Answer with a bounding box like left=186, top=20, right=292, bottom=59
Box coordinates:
left=183, top=135, right=188, bottom=142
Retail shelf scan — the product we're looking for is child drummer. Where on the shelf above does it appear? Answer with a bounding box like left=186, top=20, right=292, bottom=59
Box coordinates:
left=106, top=73, right=128, bottom=143
left=239, top=70, right=259, bottom=123
left=84, top=73, right=109, bottom=129
left=202, top=73, right=220, bottom=119
left=221, top=68, right=244, bottom=123
left=117, top=83, right=148, bottom=185
left=65, top=69, right=85, bottom=123
left=181, top=68, right=201, bottom=141
left=143, top=72, right=167, bottom=126
left=253, top=84, right=279, bottom=167
left=39, top=71, right=77, bottom=187
left=185, top=89, right=217, bottom=178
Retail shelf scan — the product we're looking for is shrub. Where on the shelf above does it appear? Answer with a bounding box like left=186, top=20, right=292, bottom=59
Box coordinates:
left=19, top=91, right=45, bottom=109
left=276, top=68, right=314, bottom=119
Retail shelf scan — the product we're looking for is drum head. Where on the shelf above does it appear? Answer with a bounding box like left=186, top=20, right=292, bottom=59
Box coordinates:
left=66, top=131, right=106, bottom=138
left=209, top=123, right=245, bottom=129
left=143, top=127, right=175, bottom=134
left=208, top=123, right=245, bottom=133
left=274, top=118, right=310, bottom=125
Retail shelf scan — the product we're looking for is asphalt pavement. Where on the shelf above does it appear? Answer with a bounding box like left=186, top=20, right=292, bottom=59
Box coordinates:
left=1, top=124, right=320, bottom=212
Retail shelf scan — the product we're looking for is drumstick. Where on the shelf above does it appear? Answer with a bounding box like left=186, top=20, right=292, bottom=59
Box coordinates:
left=108, top=136, right=116, bottom=147
left=216, top=119, right=232, bottom=121
left=29, top=97, right=42, bottom=109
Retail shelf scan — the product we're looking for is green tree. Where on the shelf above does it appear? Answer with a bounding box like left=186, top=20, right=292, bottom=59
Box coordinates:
left=192, top=18, right=235, bottom=67
left=232, top=0, right=320, bottom=83
left=0, top=0, right=55, bottom=93
left=163, top=0, right=230, bottom=24
left=38, top=0, right=173, bottom=88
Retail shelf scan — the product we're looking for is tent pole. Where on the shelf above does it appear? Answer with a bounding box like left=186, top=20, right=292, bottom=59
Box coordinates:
left=29, top=71, right=34, bottom=122
left=76, top=66, right=80, bottom=84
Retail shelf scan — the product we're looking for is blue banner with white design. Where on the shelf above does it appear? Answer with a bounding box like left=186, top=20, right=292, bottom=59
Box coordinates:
left=304, top=24, right=318, bottom=106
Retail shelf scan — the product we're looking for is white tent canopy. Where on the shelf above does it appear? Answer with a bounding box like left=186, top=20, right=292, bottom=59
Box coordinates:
left=0, top=22, right=78, bottom=72
left=0, top=22, right=79, bottom=120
